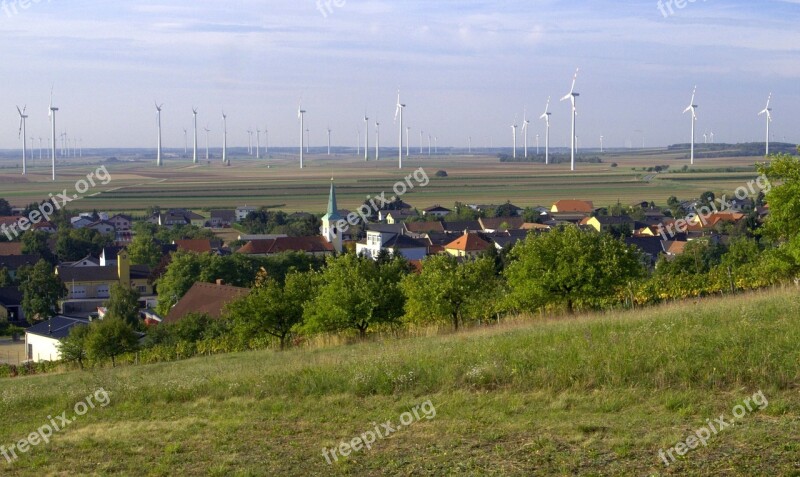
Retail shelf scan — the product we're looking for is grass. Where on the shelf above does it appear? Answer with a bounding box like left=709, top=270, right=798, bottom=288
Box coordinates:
left=1, top=288, right=799, bottom=475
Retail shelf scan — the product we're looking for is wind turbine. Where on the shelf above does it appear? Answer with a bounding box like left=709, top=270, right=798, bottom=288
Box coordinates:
left=183, top=128, right=188, bottom=155
left=327, top=126, right=332, bottom=155
left=38, top=137, right=43, bottom=161
left=536, top=134, right=540, bottom=155
left=256, top=128, right=261, bottom=159
left=428, top=134, right=432, bottom=156
left=522, top=109, right=530, bottom=157
left=222, top=111, right=228, bottom=165
left=192, top=108, right=199, bottom=164
left=298, top=103, right=306, bottom=168
left=155, top=102, right=164, bottom=167
left=683, top=86, right=698, bottom=165
left=363, top=112, right=369, bottom=161
left=600, top=135, right=604, bottom=153
left=468, top=135, right=472, bottom=154
left=540, top=96, right=552, bottom=165
left=759, top=93, right=772, bottom=156
left=265, top=128, right=269, bottom=156
left=395, top=90, right=405, bottom=169
left=16, top=106, right=28, bottom=175
left=511, top=119, right=518, bottom=159
left=247, top=130, right=253, bottom=155
left=204, top=126, right=211, bottom=160
left=406, top=127, right=411, bottom=158
left=709, top=130, right=714, bottom=143
left=420, top=130, right=424, bottom=155
left=560, top=68, right=580, bottom=172
left=375, top=120, right=380, bottom=161
left=306, top=127, right=310, bottom=154
left=49, top=89, right=58, bottom=181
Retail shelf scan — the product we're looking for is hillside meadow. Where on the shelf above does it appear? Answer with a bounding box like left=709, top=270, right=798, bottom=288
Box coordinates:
left=1, top=287, right=798, bottom=476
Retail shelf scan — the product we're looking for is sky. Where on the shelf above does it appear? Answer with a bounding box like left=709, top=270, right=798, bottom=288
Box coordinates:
left=0, top=0, right=798, bottom=150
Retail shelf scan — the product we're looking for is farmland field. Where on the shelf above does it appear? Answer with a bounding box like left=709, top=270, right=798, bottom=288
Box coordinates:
left=0, top=149, right=767, bottom=214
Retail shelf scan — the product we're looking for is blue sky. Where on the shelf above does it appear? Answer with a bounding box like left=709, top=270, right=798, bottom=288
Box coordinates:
left=0, top=0, right=798, bottom=150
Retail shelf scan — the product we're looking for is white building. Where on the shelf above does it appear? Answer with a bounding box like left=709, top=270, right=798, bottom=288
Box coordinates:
left=356, top=229, right=428, bottom=261
left=24, top=316, right=89, bottom=363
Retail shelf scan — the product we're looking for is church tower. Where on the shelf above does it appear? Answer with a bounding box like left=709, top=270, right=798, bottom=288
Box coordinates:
left=321, top=179, right=343, bottom=253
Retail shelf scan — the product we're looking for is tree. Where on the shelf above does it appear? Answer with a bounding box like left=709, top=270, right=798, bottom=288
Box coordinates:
left=0, top=267, right=12, bottom=287
left=757, top=154, right=800, bottom=240
left=494, top=201, right=518, bottom=218
left=86, top=318, right=138, bottom=367
left=402, top=254, right=499, bottom=330
left=0, top=198, right=11, bottom=216
left=56, top=228, right=112, bottom=262
left=128, top=232, right=162, bottom=267
left=21, top=230, right=55, bottom=263
left=226, top=271, right=318, bottom=349
left=58, top=324, right=89, bottom=369
left=105, top=283, right=141, bottom=328
left=504, top=226, right=646, bottom=313
left=18, top=259, right=67, bottom=324
left=303, top=254, right=407, bottom=338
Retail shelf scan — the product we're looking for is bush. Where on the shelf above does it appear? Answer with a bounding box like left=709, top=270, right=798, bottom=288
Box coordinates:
left=435, top=170, right=448, bottom=178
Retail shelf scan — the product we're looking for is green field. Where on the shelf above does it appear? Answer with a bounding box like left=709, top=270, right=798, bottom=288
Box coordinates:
left=1, top=288, right=798, bottom=476
left=0, top=151, right=767, bottom=214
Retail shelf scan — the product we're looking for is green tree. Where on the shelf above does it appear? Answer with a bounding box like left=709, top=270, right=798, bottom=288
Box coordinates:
left=0, top=267, right=12, bottom=287
left=86, top=318, right=138, bottom=367
left=128, top=233, right=162, bottom=267
left=303, top=254, right=407, bottom=338
left=0, top=198, right=11, bottom=216
left=504, top=226, right=646, bottom=313
left=58, top=324, right=89, bottom=369
left=56, top=228, right=112, bottom=262
left=402, top=254, right=499, bottom=330
left=757, top=154, right=800, bottom=240
left=18, top=259, right=67, bottom=324
left=21, top=230, right=55, bottom=263
left=105, top=283, right=141, bottom=328
left=226, top=271, right=318, bottom=349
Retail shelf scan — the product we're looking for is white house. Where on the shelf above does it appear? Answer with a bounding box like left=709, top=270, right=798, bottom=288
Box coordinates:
left=24, top=316, right=89, bottom=362
left=356, top=230, right=428, bottom=261
left=236, top=206, right=258, bottom=222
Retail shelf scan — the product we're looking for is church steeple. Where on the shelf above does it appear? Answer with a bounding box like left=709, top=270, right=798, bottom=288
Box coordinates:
left=321, top=179, right=343, bottom=253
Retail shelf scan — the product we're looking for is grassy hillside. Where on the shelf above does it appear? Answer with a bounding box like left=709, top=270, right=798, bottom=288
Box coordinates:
left=1, top=288, right=799, bottom=476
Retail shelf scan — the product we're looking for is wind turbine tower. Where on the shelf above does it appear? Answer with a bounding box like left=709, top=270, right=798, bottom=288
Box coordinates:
left=16, top=106, right=28, bottom=175
left=540, top=97, right=552, bottom=165
left=511, top=120, right=518, bottom=159
left=204, top=126, right=211, bottom=160
left=192, top=108, right=199, bottom=164
left=395, top=90, right=406, bottom=169
left=560, top=69, right=580, bottom=172
left=683, top=86, right=698, bottom=165
left=363, top=113, right=369, bottom=161
left=298, top=104, right=306, bottom=168
left=49, top=90, right=58, bottom=181
left=155, top=103, right=164, bottom=167
left=522, top=109, right=530, bottom=157
left=375, top=121, right=380, bottom=161
left=758, top=93, right=772, bottom=156
left=327, top=126, right=332, bottom=155
left=222, top=111, right=228, bottom=165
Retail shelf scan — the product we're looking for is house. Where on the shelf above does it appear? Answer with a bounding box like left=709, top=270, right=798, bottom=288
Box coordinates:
left=174, top=239, right=223, bottom=254
left=662, top=240, right=689, bottom=257
left=551, top=200, right=594, bottom=214
left=442, top=221, right=482, bottom=233
left=356, top=230, right=428, bottom=261
left=150, top=209, right=205, bottom=228
left=236, top=206, right=258, bottom=222
left=381, top=209, right=419, bottom=224
left=403, top=221, right=445, bottom=237
left=547, top=213, right=588, bottom=225
left=100, top=246, right=124, bottom=266
left=56, top=250, right=156, bottom=314
left=0, top=287, right=24, bottom=325
left=164, top=280, right=250, bottom=324
left=86, top=220, right=116, bottom=236
left=422, top=205, right=451, bottom=219
left=469, top=203, right=524, bottom=216
left=0, top=254, right=41, bottom=280
left=208, top=209, right=237, bottom=228
left=479, top=217, right=525, bottom=233
left=109, top=214, right=133, bottom=231
left=70, top=216, right=93, bottom=229
left=61, top=255, right=101, bottom=268
left=237, top=237, right=335, bottom=257
left=520, top=223, right=551, bottom=232
left=31, top=221, right=57, bottom=234
left=583, top=216, right=634, bottom=233
left=625, top=236, right=665, bottom=267
left=488, top=230, right=530, bottom=250
left=444, top=232, right=493, bottom=258
left=0, top=243, right=23, bottom=256
left=24, top=316, right=89, bottom=362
